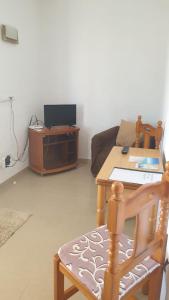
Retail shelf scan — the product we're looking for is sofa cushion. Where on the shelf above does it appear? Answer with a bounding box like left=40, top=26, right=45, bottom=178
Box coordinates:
left=116, top=120, right=136, bottom=147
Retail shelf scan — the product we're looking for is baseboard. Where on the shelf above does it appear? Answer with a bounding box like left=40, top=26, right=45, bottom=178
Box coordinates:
left=78, top=158, right=90, bottom=163
left=0, top=166, right=29, bottom=187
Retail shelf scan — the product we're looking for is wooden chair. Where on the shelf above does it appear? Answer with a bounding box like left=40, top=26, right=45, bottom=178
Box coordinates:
left=135, top=115, right=163, bottom=149
left=54, top=162, right=169, bottom=300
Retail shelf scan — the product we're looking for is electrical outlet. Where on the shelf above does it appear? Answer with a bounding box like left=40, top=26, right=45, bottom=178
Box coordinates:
left=5, top=155, right=11, bottom=167
left=0, top=155, right=11, bottom=168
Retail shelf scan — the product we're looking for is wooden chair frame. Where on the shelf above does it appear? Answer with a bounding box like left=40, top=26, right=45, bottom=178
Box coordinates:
left=135, top=115, right=163, bottom=149
left=54, top=162, right=169, bottom=300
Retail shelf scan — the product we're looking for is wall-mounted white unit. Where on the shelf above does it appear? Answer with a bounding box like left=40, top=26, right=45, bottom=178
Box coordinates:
left=1, top=24, right=18, bottom=44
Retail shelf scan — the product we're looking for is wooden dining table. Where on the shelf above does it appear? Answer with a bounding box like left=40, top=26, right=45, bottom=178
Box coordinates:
left=96, top=146, right=164, bottom=226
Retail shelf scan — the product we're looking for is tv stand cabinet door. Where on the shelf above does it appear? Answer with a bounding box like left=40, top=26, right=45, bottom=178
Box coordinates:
left=29, top=129, right=44, bottom=174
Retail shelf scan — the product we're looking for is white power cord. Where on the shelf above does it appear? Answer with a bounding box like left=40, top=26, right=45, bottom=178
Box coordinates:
left=0, top=96, right=14, bottom=104
left=9, top=112, right=40, bottom=167
left=9, top=100, right=19, bottom=160
left=0, top=96, right=42, bottom=167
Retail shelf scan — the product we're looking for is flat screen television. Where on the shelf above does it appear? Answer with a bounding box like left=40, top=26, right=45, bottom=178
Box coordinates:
left=44, top=104, right=76, bottom=128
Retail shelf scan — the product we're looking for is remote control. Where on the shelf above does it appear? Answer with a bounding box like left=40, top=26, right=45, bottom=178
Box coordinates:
left=121, top=146, right=129, bottom=154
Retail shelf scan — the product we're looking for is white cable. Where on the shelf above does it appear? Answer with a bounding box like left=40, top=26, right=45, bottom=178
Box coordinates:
left=0, top=97, right=40, bottom=167
left=0, top=96, right=14, bottom=104
left=10, top=100, right=19, bottom=160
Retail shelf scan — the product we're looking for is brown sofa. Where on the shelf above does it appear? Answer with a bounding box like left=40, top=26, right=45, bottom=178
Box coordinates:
left=91, top=125, right=156, bottom=177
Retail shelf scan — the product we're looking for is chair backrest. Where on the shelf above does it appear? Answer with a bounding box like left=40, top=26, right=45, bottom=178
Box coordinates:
left=102, top=162, right=169, bottom=300
left=135, top=115, right=163, bottom=149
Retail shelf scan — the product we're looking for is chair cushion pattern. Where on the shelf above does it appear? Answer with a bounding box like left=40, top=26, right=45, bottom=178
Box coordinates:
left=58, top=225, right=159, bottom=299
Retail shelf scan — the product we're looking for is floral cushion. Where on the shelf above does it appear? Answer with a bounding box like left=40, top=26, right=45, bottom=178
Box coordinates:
left=58, top=225, right=159, bottom=299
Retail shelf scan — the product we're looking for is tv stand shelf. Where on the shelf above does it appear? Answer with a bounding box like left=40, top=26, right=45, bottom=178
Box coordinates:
left=29, top=126, right=80, bottom=175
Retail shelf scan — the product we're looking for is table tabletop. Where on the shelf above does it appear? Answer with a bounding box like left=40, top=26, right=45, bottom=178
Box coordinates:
left=96, top=146, right=164, bottom=187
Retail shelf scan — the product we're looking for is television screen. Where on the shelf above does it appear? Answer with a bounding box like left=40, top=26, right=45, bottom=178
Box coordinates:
left=44, top=104, right=76, bottom=128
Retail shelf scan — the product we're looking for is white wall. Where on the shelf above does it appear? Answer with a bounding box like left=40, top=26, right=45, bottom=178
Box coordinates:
left=40, top=0, right=169, bottom=158
left=162, top=40, right=169, bottom=300
left=162, top=43, right=169, bottom=162
left=162, top=84, right=169, bottom=300
left=0, top=0, right=41, bottom=183
left=0, top=0, right=169, bottom=182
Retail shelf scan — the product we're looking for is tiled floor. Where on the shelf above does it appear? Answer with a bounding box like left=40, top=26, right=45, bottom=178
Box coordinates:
left=0, top=161, right=148, bottom=299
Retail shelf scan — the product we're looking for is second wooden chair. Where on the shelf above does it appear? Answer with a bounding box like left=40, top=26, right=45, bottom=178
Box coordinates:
left=135, top=115, right=163, bottom=149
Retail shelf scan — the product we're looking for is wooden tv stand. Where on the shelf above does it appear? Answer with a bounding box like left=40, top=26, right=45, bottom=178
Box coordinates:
left=29, top=126, right=80, bottom=175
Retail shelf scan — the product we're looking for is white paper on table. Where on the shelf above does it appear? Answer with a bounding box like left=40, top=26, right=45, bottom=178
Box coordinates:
left=128, top=156, right=146, bottom=163
left=109, top=168, right=162, bottom=185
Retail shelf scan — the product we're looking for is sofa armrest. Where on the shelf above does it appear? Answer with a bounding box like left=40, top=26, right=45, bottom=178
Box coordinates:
left=91, top=126, right=119, bottom=158
left=91, top=126, right=119, bottom=170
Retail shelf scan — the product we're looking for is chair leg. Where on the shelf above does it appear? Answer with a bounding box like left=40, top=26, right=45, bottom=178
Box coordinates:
left=142, top=282, right=148, bottom=295
left=54, top=254, right=64, bottom=300
left=148, top=267, right=163, bottom=300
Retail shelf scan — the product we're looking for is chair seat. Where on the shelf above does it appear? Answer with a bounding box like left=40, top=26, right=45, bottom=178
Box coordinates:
left=58, top=225, right=160, bottom=299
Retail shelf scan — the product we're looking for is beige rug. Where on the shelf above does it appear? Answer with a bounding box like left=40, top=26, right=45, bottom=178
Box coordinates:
left=0, top=208, right=31, bottom=248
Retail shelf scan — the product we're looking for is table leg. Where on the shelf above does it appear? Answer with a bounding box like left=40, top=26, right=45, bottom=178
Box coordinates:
left=97, top=185, right=106, bottom=226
